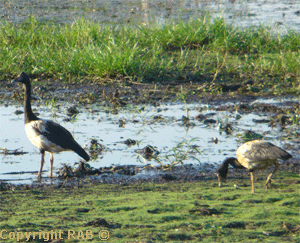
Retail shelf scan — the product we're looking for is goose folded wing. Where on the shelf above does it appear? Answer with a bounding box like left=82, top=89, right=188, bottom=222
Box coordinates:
left=242, top=142, right=291, bottom=162
left=37, top=120, right=78, bottom=150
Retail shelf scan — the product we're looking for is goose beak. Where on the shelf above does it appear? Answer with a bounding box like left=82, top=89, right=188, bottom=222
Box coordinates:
left=12, top=78, right=20, bottom=83
left=215, top=172, right=223, bottom=187
left=12, top=77, right=20, bottom=83
left=218, top=181, right=223, bottom=187
left=12, top=72, right=29, bottom=84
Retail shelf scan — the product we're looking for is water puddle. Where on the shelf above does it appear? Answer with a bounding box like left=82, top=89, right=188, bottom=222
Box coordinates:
left=1, top=98, right=296, bottom=184
left=1, top=0, right=300, bottom=32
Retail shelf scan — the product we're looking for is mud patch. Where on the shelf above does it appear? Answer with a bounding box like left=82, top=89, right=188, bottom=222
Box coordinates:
left=189, top=207, right=221, bottom=216
left=0, top=75, right=299, bottom=185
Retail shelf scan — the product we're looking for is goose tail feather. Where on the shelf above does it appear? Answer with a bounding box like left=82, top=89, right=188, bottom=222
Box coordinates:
left=74, top=146, right=90, bottom=161
left=70, top=141, right=90, bottom=161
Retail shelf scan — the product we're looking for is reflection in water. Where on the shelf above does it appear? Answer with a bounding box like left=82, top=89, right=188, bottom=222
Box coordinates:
left=1, top=0, right=300, bottom=32
left=0, top=100, right=291, bottom=183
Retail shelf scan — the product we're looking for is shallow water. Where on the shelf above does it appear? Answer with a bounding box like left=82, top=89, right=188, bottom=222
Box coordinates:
left=0, top=99, right=294, bottom=184
left=1, top=0, right=300, bottom=33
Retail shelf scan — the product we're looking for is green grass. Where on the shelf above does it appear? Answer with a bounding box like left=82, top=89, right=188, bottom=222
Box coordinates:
left=1, top=16, right=299, bottom=95
left=0, top=171, right=299, bottom=242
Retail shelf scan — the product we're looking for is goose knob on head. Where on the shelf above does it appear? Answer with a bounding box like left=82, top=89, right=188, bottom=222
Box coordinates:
left=13, top=72, right=90, bottom=178
left=216, top=140, right=292, bottom=193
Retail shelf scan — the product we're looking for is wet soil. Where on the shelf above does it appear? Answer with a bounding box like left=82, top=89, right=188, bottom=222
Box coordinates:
left=1, top=157, right=299, bottom=191
left=1, top=74, right=299, bottom=188
left=2, top=73, right=298, bottom=107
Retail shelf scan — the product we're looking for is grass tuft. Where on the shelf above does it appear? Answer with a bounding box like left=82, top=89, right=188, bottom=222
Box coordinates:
left=1, top=15, right=299, bottom=95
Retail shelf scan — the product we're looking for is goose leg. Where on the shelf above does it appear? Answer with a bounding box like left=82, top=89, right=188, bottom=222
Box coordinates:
left=49, top=153, right=54, bottom=177
left=38, top=149, right=45, bottom=178
left=250, top=171, right=255, bottom=194
left=265, top=162, right=279, bottom=190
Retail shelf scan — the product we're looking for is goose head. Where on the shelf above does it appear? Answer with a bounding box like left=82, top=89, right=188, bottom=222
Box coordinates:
left=12, top=72, right=30, bottom=85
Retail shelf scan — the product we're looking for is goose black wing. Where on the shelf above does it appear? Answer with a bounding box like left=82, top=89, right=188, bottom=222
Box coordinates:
left=37, top=119, right=78, bottom=150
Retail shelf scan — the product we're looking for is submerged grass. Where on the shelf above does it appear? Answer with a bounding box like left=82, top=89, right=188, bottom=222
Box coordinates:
left=1, top=16, right=299, bottom=94
left=0, top=171, right=299, bottom=242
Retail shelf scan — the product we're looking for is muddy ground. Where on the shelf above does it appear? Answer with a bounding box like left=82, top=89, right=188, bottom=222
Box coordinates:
left=0, top=74, right=299, bottom=189
left=1, top=73, right=297, bottom=106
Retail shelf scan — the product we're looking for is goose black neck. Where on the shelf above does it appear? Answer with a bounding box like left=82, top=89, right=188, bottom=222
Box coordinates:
left=217, top=157, right=244, bottom=180
left=23, top=82, right=39, bottom=124
left=227, top=158, right=245, bottom=169
left=216, top=158, right=231, bottom=179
